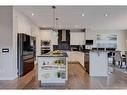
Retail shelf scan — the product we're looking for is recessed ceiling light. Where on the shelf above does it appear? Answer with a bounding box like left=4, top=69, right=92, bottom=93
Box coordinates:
left=81, top=13, right=85, bottom=17
left=104, top=14, right=108, bottom=17
left=58, top=25, right=61, bottom=28
left=74, top=25, right=78, bottom=28
left=31, top=13, right=35, bottom=16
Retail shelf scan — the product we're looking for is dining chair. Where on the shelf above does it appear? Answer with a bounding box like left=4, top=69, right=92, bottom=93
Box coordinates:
left=114, top=51, right=122, bottom=68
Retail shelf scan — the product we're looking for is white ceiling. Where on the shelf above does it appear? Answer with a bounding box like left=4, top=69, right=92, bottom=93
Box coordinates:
left=15, top=6, right=127, bottom=30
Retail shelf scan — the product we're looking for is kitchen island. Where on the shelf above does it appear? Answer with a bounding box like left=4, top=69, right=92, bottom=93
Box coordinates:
left=37, top=51, right=68, bottom=86
left=89, top=50, right=109, bottom=76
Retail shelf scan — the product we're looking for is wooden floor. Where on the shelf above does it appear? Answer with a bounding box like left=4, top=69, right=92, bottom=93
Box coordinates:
left=0, top=63, right=127, bottom=89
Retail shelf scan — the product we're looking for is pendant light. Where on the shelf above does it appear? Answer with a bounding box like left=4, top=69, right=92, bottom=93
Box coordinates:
left=52, top=6, right=56, bottom=31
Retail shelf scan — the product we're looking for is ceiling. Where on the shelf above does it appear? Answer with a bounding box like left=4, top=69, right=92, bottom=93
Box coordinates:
left=15, top=6, right=127, bottom=30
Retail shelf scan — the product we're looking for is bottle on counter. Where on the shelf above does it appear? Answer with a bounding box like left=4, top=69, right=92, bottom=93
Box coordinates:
left=57, top=72, right=61, bottom=78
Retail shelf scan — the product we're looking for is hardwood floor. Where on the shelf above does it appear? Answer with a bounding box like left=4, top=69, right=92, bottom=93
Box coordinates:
left=0, top=63, right=127, bottom=89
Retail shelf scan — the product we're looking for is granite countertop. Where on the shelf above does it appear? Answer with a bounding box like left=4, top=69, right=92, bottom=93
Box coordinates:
left=90, top=50, right=110, bottom=52
left=64, top=50, right=85, bottom=53
left=38, top=52, right=68, bottom=57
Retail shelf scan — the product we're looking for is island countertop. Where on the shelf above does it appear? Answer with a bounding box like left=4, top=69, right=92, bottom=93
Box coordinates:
left=37, top=52, right=68, bottom=57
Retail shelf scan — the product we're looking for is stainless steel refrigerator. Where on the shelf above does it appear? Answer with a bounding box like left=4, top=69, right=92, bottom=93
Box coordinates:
left=17, top=33, right=36, bottom=77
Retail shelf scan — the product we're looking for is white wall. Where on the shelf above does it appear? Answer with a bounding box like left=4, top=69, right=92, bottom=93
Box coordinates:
left=31, top=25, right=40, bottom=57
left=13, top=8, right=40, bottom=52
left=70, top=32, right=85, bottom=45
left=0, top=6, right=17, bottom=80
left=40, top=30, right=52, bottom=41
left=13, top=9, right=34, bottom=35
left=86, top=29, right=126, bottom=53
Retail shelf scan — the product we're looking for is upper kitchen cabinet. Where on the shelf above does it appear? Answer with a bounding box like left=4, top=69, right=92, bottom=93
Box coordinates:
left=70, top=29, right=85, bottom=45
left=58, top=30, right=70, bottom=44
left=39, top=29, right=58, bottom=45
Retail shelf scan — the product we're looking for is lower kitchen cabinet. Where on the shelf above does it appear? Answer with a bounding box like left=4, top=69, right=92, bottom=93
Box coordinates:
left=66, top=51, right=84, bottom=67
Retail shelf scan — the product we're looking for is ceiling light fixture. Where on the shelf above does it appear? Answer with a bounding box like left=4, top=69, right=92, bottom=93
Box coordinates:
left=104, top=14, right=108, bottom=17
left=81, top=13, right=85, bottom=16
left=52, top=6, right=56, bottom=31
left=31, top=13, right=34, bottom=16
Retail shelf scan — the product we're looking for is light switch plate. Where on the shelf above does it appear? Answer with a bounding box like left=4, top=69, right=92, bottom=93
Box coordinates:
left=2, top=48, right=9, bottom=53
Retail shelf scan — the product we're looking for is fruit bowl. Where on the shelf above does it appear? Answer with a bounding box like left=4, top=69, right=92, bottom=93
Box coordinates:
left=52, top=50, right=62, bottom=55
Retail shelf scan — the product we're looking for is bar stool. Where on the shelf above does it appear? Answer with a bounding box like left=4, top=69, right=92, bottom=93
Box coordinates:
left=114, top=51, right=122, bottom=68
